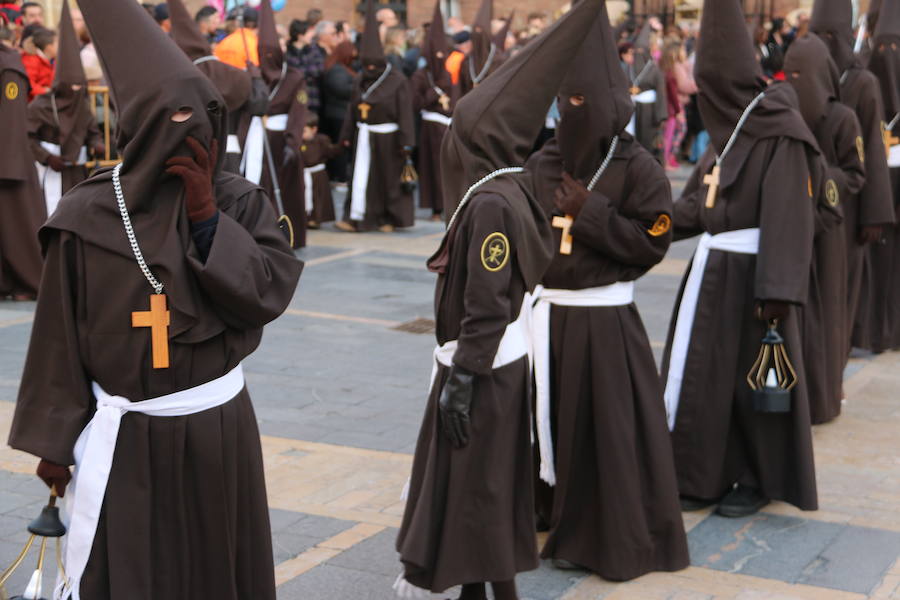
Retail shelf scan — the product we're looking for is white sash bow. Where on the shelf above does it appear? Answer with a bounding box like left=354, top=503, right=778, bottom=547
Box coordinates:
left=35, top=142, right=87, bottom=216
left=304, top=163, right=326, bottom=213
left=350, top=122, right=400, bottom=221
left=420, top=110, right=452, bottom=128
left=241, top=116, right=265, bottom=184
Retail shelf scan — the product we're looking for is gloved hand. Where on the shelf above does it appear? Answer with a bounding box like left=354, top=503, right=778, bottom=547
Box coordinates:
left=46, top=154, right=65, bottom=172
left=165, top=136, right=218, bottom=223
left=439, top=364, right=476, bottom=449
left=37, top=459, right=71, bottom=497
left=281, top=146, right=297, bottom=171
left=755, top=300, right=791, bottom=322
left=859, top=225, right=883, bottom=245
left=91, top=142, right=106, bottom=158
left=553, top=172, right=590, bottom=218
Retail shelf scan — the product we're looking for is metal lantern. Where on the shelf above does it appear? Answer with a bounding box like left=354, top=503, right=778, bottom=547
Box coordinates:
left=401, top=158, right=419, bottom=194
left=0, top=490, right=67, bottom=600
left=746, top=320, right=798, bottom=413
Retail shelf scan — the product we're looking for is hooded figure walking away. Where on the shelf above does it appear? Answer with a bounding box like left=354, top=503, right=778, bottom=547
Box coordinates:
left=410, top=0, right=456, bottom=219
left=784, top=34, right=865, bottom=425
left=27, top=1, right=103, bottom=217
left=255, top=0, right=309, bottom=249
left=661, top=0, right=821, bottom=518
left=457, top=0, right=505, bottom=96
left=7, top=0, right=302, bottom=596
left=809, top=0, right=896, bottom=363
left=855, top=0, right=900, bottom=353
left=337, top=0, right=415, bottom=233
left=0, top=31, right=44, bottom=301
left=394, top=3, right=600, bottom=598
left=165, top=0, right=268, bottom=177
left=626, top=23, right=668, bottom=158
left=525, top=1, right=688, bottom=581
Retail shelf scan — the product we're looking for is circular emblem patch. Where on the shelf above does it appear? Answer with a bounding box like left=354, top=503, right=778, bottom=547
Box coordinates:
left=648, top=214, right=671, bottom=237
left=856, top=136, right=865, bottom=163
left=481, top=232, right=509, bottom=272
left=4, top=82, right=18, bottom=100
left=297, top=90, right=309, bottom=105
left=825, top=179, right=839, bottom=207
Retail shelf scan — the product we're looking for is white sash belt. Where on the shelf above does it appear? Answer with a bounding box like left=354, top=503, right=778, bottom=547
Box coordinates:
left=241, top=116, right=265, bottom=184
left=889, top=144, right=900, bottom=168
left=351, top=122, right=400, bottom=221
left=35, top=142, right=87, bottom=216
left=531, top=282, right=635, bottom=486
left=663, top=228, right=760, bottom=431
left=265, top=113, right=288, bottom=132
left=226, top=134, right=241, bottom=155
left=304, top=163, right=326, bottom=213
left=57, top=365, right=245, bottom=600
left=421, top=110, right=452, bottom=127
left=626, top=90, right=658, bottom=136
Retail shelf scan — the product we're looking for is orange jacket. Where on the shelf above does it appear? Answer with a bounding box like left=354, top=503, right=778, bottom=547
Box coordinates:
left=214, top=28, right=259, bottom=70
left=21, top=52, right=53, bottom=101
left=445, top=51, right=465, bottom=86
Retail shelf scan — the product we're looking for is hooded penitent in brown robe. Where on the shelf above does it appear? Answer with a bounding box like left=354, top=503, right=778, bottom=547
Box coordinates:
left=7, top=0, right=302, bottom=596
left=299, top=131, right=342, bottom=226
left=410, top=0, right=456, bottom=216
left=0, top=43, right=44, bottom=299
left=27, top=1, right=102, bottom=213
left=257, top=0, right=308, bottom=248
left=339, top=0, right=415, bottom=232
left=166, top=0, right=268, bottom=176
left=457, top=0, right=506, bottom=96
left=524, top=1, right=688, bottom=581
left=660, top=0, right=821, bottom=515
left=785, top=34, right=866, bottom=425
left=809, top=0, right=896, bottom=361
left=626, top=22, right=668, bottom=157
left=395, top=2, right=600, bottom=596
left=854, top=0, right=900, bottom=352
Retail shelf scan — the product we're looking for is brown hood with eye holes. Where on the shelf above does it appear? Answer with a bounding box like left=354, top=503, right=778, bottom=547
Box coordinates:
left=423, top=0, right=452, bottom=88
left=809, top=0, right=856, bottom=72
left=870, top=0, right=900, bottom=122
left=784, top=33, right=841, bottom=128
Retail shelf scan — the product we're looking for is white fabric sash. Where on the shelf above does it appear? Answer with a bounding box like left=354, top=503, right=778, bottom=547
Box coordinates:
left=304, top=163, right=326, bottom=213
left=889, top=144, right=900, bottom=168
left=241, top=116, right=265, bottom=184
left=265, top=113, right=288, bottom=132
left=226, top=134, right=241, bottom=155
left=663, top=229, right=760, bottom=431
left=531, top=283, right=635, bottom=486
left=35, top=142, right=87, bottom=216
left=350, top=122, right=400, bottom=221
left=421, top=110, right=452, bottom=127
left=56, top=365, right=245, bottom=600
left=626, top=90, right=657, bottom=136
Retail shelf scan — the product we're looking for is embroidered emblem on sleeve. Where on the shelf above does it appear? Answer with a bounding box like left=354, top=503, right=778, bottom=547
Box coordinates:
left=297, top=90, right=309, bottom=105
left=4, top=82, right=18, bottom=100
left=807, top=176, right=813, bottom=198
left=825, top=179, right=840, bottom=207
left=856, top=136, right=865, bottom=163
left=647, top=214, right=671, bottom=237
left=481, top=232, right=510, bottom=272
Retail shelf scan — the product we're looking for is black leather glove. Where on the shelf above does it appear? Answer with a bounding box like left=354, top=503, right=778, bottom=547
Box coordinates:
left=37, top=459, right=71, bottom=497
left=553, top=172, right=590, bottom=218
left=439, top=364, right=475, bottom=449
left=755, top=300, right=791, bottom=322
left=859, top=225, right=884, bottom=245
left=46, top=154, right=65, bottom=172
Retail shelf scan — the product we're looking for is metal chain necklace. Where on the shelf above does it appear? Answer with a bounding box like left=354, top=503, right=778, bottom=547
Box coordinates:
left=587, top=136, right=620, bottom=192
left=447, top=167, right=524, bottom=231
left=361, top=62, right=393, bottom=102
left=112, top=163, right=164, bottom=295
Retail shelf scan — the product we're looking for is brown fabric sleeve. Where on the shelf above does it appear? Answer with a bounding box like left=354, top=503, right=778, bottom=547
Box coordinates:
left=284, top=81, right=308, bottom=153
left=671, top=149, right=713, bottom=240
left=856, top=73, right=896, bottom=226
left=395, top=77, right=416, bottom=149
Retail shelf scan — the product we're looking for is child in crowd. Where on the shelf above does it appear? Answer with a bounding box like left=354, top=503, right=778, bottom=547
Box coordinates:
left=300, top=115, right=343, bottom=229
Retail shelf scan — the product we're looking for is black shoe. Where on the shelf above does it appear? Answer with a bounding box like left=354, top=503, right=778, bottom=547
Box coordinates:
left=535, top=514, right=550, bottom=532
left=551, top=558, right=585, bottom=571
left=680, top=495, right=718, bottom=511
left=716, top=485, right=769, bottom=518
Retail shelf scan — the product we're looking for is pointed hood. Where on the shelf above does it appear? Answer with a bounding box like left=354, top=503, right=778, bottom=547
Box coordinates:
left=632, top=21, right=653, bottom=70
left=360, top=0, right=386, bottom=71
left=53, top=1, right=86, bottom=89
left=809, top=0, right=855, bottom=71
left=258, top=0, right=285, bottom=86
left=169, top=0, right=251, bottom=111
left=556, top=0, right=634, bottom=181
left=424, top=0, right=451, bottom=86
left=869, top=0, right=883, bottom=35
left=470, top=0, right=494, bottom=74
left=784, top=33, right=840, bottom=127
left=492, top=10, right=514, bottom=51
left=870, top=0, right=900, bottom=121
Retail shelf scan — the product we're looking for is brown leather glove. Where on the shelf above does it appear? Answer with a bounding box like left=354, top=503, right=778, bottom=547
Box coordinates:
left=755, top=300, right=791, bottom=322
left=859, top=225, right=884, bottom=245
left=553, top=172, right=590, bottom=218
left=165, top=136, right=218, bottom=223
left=37, top=459, right=71, bottom=497
left=46, top=154, right=65, bottom=172
left=91, top=142, right=106, bottom=158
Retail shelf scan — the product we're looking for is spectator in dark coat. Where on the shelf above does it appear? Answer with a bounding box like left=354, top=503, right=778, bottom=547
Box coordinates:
left=321, top=40, right=356, bottom=182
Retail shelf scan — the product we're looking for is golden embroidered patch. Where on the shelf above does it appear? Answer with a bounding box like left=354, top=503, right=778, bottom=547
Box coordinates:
left=301, top=145, right=308, bottom=152
left=856, top=136, right=866, bottom=163
left=648, top=214, right=671, bottom=237
left=297, top=90, right=309, bottom=105
left=4, top=82, right=18, bottom=100
left=807, top=176, right=813, bottom=197
left=825, top=179, right=839, bottom=207
left=481, top=232, right=509, bottom=272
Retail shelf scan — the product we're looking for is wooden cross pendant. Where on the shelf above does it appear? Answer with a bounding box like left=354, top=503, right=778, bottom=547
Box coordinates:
left=629, top=85, right=640, bottom=96
left=438, top=94, right=450, bottom=112
left=358, top=102, right=371, bottom=121
left=552, top=215, right=574, bottom=255
left=132, top=293, right=171, bottom=369
left=703, top=165, right=721, bottom=209
left=884, top=126, right=899, bottom=159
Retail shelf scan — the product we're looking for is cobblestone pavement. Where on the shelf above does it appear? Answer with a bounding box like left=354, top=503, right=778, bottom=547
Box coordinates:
left=0, top=168, right=898, bottom=599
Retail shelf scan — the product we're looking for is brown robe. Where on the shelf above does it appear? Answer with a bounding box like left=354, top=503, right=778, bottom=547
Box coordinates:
left=8, top=171, right=302, bottom=599
left=410, top=68, right=455, bottom=214
left=627, top=58, right=668, bottom=156
left=662, top=132, right=820, bottom=510
left=457, top=50, right=505, bottom=97
left=340, top=68, right=416, bottom=230
left=299, top=132, right=342, bottom=224
left=0, top=47, right=45, bottom=298
left=526, top=136, right=689, bottom=580
left=804, top=102, right=865, bottom=425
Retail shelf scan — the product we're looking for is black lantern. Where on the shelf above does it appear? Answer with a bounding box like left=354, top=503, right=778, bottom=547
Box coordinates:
left=746, top=320, right=798, bottom=413
left=0, top=490, right=67, bottom=600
